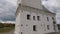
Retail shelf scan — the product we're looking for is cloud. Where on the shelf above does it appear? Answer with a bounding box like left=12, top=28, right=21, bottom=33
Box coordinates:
left=42, top=0, right=60, bottom=24
left=6, top=0, right=17, bottom=5
left=42, top=0, right=60, bottom=7
left=0, top=0, right=16, bottom=21
left=42, top=0, right=60, bottom=12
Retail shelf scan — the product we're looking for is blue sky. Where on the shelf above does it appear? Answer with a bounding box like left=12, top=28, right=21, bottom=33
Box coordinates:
left=0, top=0, right=60, bottom=24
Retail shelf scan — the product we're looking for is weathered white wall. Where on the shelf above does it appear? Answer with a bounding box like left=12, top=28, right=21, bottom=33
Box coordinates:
left=20, top=10, right=54, bottom=34
left=15, top=0, right=58, bottom=34
left=15, top=5, right=58, bottom=34
left=15, top=12, right=21, bottom=34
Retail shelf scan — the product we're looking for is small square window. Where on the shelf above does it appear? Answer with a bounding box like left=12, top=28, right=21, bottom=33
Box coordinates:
left=47, top=17, right=49, bottom=21
left=33, top=25, right=36, bottom=31
left=21, top=32, right=23, bottom=34
left=27, top=14, right=30, bottom=20
left=53, top=21, right=56, bottom=24
left=37, top=16, right=40, bottom=21
left=47, top=25, right=50, bottom=30
left=52, top=17, right=54, bottom=20
left=21, top=24, right=23, bottom=26
left=33, top=16, right=35, bottom=20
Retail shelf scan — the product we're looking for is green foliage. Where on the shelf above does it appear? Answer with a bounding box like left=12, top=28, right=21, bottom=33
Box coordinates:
left=0, top=23, right=4, bottom=28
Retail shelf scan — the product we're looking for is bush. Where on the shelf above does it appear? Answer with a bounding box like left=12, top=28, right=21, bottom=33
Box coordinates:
left=0, top=23, right=15, bottom=28
left=0, top=23, right=4, bottom=28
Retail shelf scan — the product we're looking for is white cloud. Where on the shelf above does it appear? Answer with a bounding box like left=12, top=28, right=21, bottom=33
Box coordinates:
left=0, top=0, right=16, bottom=21
left=42, top=0, right=60, bottom=24
left=6, top=0, right=17, bottom=5
left=42, top=0, right=60, bottom=7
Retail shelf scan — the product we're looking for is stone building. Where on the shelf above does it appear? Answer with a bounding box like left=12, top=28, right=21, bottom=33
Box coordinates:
left=15, top=0, right=58, bottom=34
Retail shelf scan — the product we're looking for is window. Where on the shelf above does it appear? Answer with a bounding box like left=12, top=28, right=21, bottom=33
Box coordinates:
left=37, top=16, right=40, bottom=21
left=52, top=17, right=54, bottom=20
left=47, top=25, right=50, bottom=30
left=33, top=25, right=36, bottom=31
left=21, top=32, right=23, bottom=34
left=21, top=24, right=23, bottom=26
left=47, top=17, right=49, bottom=21
left=53, top=21, right=56, bottom=24
left=27, top=14, right=30, bottom=20
left=33, top=16, right=35, bottom=20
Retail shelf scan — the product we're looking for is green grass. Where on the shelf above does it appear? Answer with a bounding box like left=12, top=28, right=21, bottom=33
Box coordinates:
left=0, top=27, right=15, bottom=33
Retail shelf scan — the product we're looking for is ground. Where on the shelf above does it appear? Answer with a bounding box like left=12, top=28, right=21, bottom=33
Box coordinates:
left=0, top=27, right=14, bottom=34
left=0, top=30, right=14, bottom=34
left=0, top=30, right=60, bottom=34
left=0, top=26, right=60, bottom=34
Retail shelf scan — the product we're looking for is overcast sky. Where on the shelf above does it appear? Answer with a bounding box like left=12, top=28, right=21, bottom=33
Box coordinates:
left=0, top=0, right=16, bottom=22
left=0, top=0, right=60, bottom=24
left=42, top=0, right=60, bottom=24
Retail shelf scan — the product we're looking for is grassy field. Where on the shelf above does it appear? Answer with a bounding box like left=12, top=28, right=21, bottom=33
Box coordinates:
left=0, top=23, right=15, bottom=33
left=0, top=27, right=15, bottom=33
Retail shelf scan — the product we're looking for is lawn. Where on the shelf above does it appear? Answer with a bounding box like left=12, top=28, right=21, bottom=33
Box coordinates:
left=0, top=27, right=15, bottom=33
